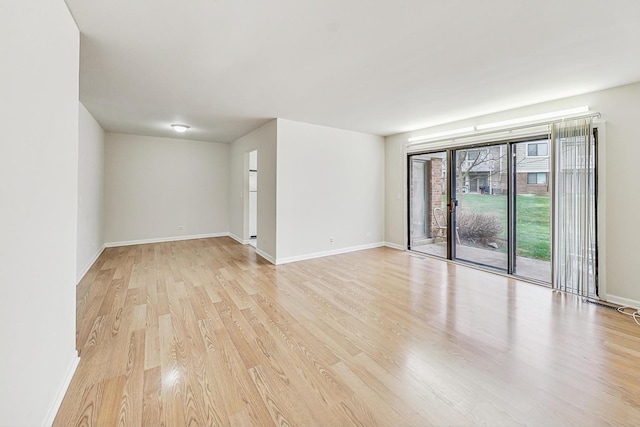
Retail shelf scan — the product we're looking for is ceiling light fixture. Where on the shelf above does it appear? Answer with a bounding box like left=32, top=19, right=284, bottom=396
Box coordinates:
left=407, top=106, right=590, bottom=144
left=171, top=124, right=190, bottom=133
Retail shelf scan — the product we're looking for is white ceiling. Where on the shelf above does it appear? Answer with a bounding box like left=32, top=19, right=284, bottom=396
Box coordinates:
left=65, top=0, right=640, bottom=143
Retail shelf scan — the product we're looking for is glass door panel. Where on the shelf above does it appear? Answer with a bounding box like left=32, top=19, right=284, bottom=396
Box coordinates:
left=453, top=145, right=508, bottom=271
left=408, top=152, right=447, bottom=258
left=513, top=140, right=552, bottom=282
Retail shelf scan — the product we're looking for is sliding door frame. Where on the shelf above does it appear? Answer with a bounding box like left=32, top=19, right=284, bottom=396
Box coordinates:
left=507, top=142, right=516, bottom=274
left=447, top=149, right=456, bottom=260
left=408, top=133, right=558, bottom=284
left=405, top=114, right=604, bottom=296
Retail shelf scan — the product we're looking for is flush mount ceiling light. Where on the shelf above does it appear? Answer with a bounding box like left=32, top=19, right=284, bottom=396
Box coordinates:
left=171, top=124, right=190, bottom=133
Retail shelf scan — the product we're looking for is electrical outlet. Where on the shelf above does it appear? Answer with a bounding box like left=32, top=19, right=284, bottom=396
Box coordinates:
left=366, top=232, right=372, bottom=238
left=329, top=237, right=334, bottom=243
left=178, top=225, right=184, bottom=230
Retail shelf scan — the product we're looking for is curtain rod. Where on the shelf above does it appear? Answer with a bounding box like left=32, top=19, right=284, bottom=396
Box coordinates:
left=406, top=112, right=601, bottom=147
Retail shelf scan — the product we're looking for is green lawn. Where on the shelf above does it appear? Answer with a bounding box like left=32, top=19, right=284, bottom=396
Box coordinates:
left=456, top=194, right=551, bottom=261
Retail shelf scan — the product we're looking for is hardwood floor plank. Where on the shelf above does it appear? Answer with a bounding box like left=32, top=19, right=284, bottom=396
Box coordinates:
left=142, top=366, right=162, bottom=427
left=211, top=326, right=273, bottom=424
left=144, top=275, right=161, bottom=370
left=95, top=376, right=126, bottom=426
left=119, top=328, right=145, bottom=426
left=76, top=267, right=114, bottom=351
left=55, top=237, right=640, bottom=426
left=332, top=361, right=414, bottom=426
left=337, top=395, right=381, bottom=427
left=248, top=365, right=295, bottom=426
left=57, top=379, right=104, bottom=427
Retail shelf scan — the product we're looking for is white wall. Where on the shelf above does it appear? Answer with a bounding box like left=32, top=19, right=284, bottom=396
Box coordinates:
left=276, top=119, right=385, bottom=262
left=229, top=120, right=278, bottom=260
left=0, top=1, right=80, bottom=425
left=77, top=103, right=105, bottom=281
left=385, top=81, right=640, bottom=305
left=104, top=133, right=229, bottom=244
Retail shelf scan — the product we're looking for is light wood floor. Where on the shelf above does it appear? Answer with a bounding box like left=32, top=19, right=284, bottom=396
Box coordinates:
left=55, top=237, right=640, bottom=426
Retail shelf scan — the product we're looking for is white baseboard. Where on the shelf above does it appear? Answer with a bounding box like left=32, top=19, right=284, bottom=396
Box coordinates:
left=42, top=352, right=80, bottom=427
left=77, top=245, right=105, bottom=284
left=604, top=294, right=640, bottom=310
left=228, top=233, right=250, bottom=245
left=275, top=242, right=385, bottom=265
left=256, top=248, right=276, bottom=264
left=384, top=242, right=405, bottom=251
left=105, top=232, right=228, bottom=248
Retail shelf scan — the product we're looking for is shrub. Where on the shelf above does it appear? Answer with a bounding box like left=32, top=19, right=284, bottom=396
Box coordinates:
left=457, top=210, right=503, bottom=245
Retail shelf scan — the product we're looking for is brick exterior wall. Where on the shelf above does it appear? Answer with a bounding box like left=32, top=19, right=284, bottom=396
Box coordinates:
left=516, top=173, right=549, bottom=195
left=429, top=159, right=444, bottom=239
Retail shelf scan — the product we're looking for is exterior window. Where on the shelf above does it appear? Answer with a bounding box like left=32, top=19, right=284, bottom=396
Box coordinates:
left=527, top=142, right=548, bottom=157
left=527, top=172, right=547, bottom=184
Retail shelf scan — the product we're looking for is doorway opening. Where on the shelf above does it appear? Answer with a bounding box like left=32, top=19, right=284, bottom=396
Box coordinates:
left=249, top=150, right=257, bottom=248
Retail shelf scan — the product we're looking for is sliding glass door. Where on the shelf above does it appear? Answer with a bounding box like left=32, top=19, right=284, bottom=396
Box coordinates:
left=513, top=140, right=552, bottom=282
left=452, top=144, right=509, bottom=271
left=408, top=120, right=599, bottom=294
left=408, top=151, right=447, bottom=258
left=408, top=136, right=568, bottom=285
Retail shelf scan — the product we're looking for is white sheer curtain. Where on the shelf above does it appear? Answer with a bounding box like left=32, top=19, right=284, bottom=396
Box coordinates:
left=552, top=118, right=598, bottom=297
